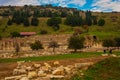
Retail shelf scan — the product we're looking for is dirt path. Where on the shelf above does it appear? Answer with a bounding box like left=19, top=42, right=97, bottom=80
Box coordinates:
left=0, top=56, right=109, bottom=79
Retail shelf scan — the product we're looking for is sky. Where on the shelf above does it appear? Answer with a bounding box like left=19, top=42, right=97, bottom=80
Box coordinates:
left=0, top=0, right=120, bottom=12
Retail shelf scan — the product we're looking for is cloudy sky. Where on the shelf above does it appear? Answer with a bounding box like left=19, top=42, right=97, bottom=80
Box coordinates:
left=0, top=0, right=120, bottom=12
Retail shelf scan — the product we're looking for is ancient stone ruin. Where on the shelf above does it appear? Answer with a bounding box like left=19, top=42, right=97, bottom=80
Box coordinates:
left=5, top=61, right=94, bottom=80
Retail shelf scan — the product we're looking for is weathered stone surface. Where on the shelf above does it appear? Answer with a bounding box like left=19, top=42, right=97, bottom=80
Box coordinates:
left=111, top=54, right=117, bottom=57
left=52, top=66, right=65, bottom=75
left=64, top=67, right=71, bottom=74
left=5, top=75, right=26, bottom=80
left=28, top=71, right=37, bottom=79
left=75, top=62, right=93, bottom=68
left=34, top=63, right=41, bottom=68
left=20, top=76, right=29, bottom=80
left=38, top=70, right=47, bottom=77
left=53, top=61, right=60, bottom=66
left=101, top=54, right=108, bottom=56
left=13, top=69, right=27, bottom=75
left=44, top=63, right=51, bottom=68
left=26, top=66, right=33, bottom=71
left=50, top=75, right=64, bottom=79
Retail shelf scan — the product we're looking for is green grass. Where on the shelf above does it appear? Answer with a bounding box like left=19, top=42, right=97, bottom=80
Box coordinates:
left=0, top=52, right=103, bottom=63
left=71, top=57, right=120, bottom=80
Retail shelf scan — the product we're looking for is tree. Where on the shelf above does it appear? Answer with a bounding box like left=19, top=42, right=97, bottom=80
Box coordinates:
left=68, top=35, right=84, bottom=52
left=7, top=19, right=12, bottom=25
left=23, top=18, right=30, bottom=26
left=14, top=42, right=20, bottom=55
left=31, top=17, right=39, bottom=26
left=30, top=40, right=43, bottom=50
left=48, top=41, right=59, bottom=52
left=98, top=19, right=105, bottom=26
left=114, top=37, right=120, bottom=47
left=47, top=17, right=61, bottom=30
left=10, top=32, right=20, bottom=37
left=92, top=16, right=97, bottom=25
left=85, top=11, right=92, bottom=26
left=65, top=15, right=83, bottom=26
left=0, top=35, right=2, bottom=40
left=102, top=38, right=115, bottom=48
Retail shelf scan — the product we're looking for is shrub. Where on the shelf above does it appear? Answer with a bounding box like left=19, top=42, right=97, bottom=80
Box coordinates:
left=74, top=27, right=83, bottom=35
left=10, top=32, right=20, bottom=37
left=98, top=19, right=105, bottom=26
left=68, top=35, right=84, bottom=52
left=102, top=38, right=115, bottom=47
left=30, top=40, right=43, bottom=50
left=114, top=37, right=120, bottom=47
left=47, top=17, right=61, bottom=30
left=40, top=30, right=48, bottom=34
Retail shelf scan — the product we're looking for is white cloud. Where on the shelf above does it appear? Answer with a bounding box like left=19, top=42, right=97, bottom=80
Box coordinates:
left=0, top=0, right=86, bottom=7
left=92, top=0, right=120, bottom=12
left=68, top=0, right=86, bottom=6
left=3, top=0, right=39, bottom=6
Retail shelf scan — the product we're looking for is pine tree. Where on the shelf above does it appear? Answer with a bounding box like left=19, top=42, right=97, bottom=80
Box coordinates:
left=31, top=17, right=39, bottom=26
left=7, top=19, right=12, bottom=25
left=23, top=18, right=30, bottom=26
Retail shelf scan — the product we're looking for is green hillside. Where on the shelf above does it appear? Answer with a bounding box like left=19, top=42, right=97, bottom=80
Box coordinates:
left=0, top=6, right=120, bottom=39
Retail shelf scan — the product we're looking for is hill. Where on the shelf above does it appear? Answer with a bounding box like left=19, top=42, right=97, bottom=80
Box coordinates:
left=0, top=5, right=120, bottom=39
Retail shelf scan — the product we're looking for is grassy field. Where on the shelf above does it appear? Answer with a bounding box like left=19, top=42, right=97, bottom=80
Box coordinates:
left=72, top=57, right=120, bottom=80
left=0, top=52, right=103, bottom=63
left=0, top=52, right=120, bottom=63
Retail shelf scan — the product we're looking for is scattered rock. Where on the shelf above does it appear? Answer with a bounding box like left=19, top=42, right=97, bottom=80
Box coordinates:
left=50, top=75, right=64, bottom=79
left=28, top=71, right=37, bottom=79
left=75, top=62, right=93, bottom=68
left=111, top=54, right=117, bottom=57
left=44, top=63, right=51, bottom=68
left=52, top=66, right=65, bottom=75
left=20, top=76, right=29, bottom=80
left=34, top=63, right=41, bottom=68
left=38, top=70, right=47, bottom=77
left=26, top=66, right=33, bottom=71
left=13, top=69, right=27, bottom=75
left=53, top=61, right=60, bottom=66
left=5, top=75, right=27, bottom=80
left=101, top=54, right=108, bottom=56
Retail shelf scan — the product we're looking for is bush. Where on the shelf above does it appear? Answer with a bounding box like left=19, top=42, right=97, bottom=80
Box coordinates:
left=74, top=27, right=83, bottom=35
left=30, top=40, right=43, bottom=50
left=114, top=37, right=120, bottom=47
left=7, top=19, right=12, bottom=25
left=47, top=17, right=61, bottom=30
left=102, top=38, right=115, bottom=47
left=31, top=17, right=39, bottom=26
left=40, top=30, right=48, bottom=34
left=68, top=35, right=84, bottom=52
left=10, top=32, right=20, bottom=37
left=98, top=19, right=105, bottom=26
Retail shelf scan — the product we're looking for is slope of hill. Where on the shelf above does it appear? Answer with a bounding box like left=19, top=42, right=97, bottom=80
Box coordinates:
left=72, top=57, right=120, bottom=80
left=0, top=6, right=120, bottom=39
